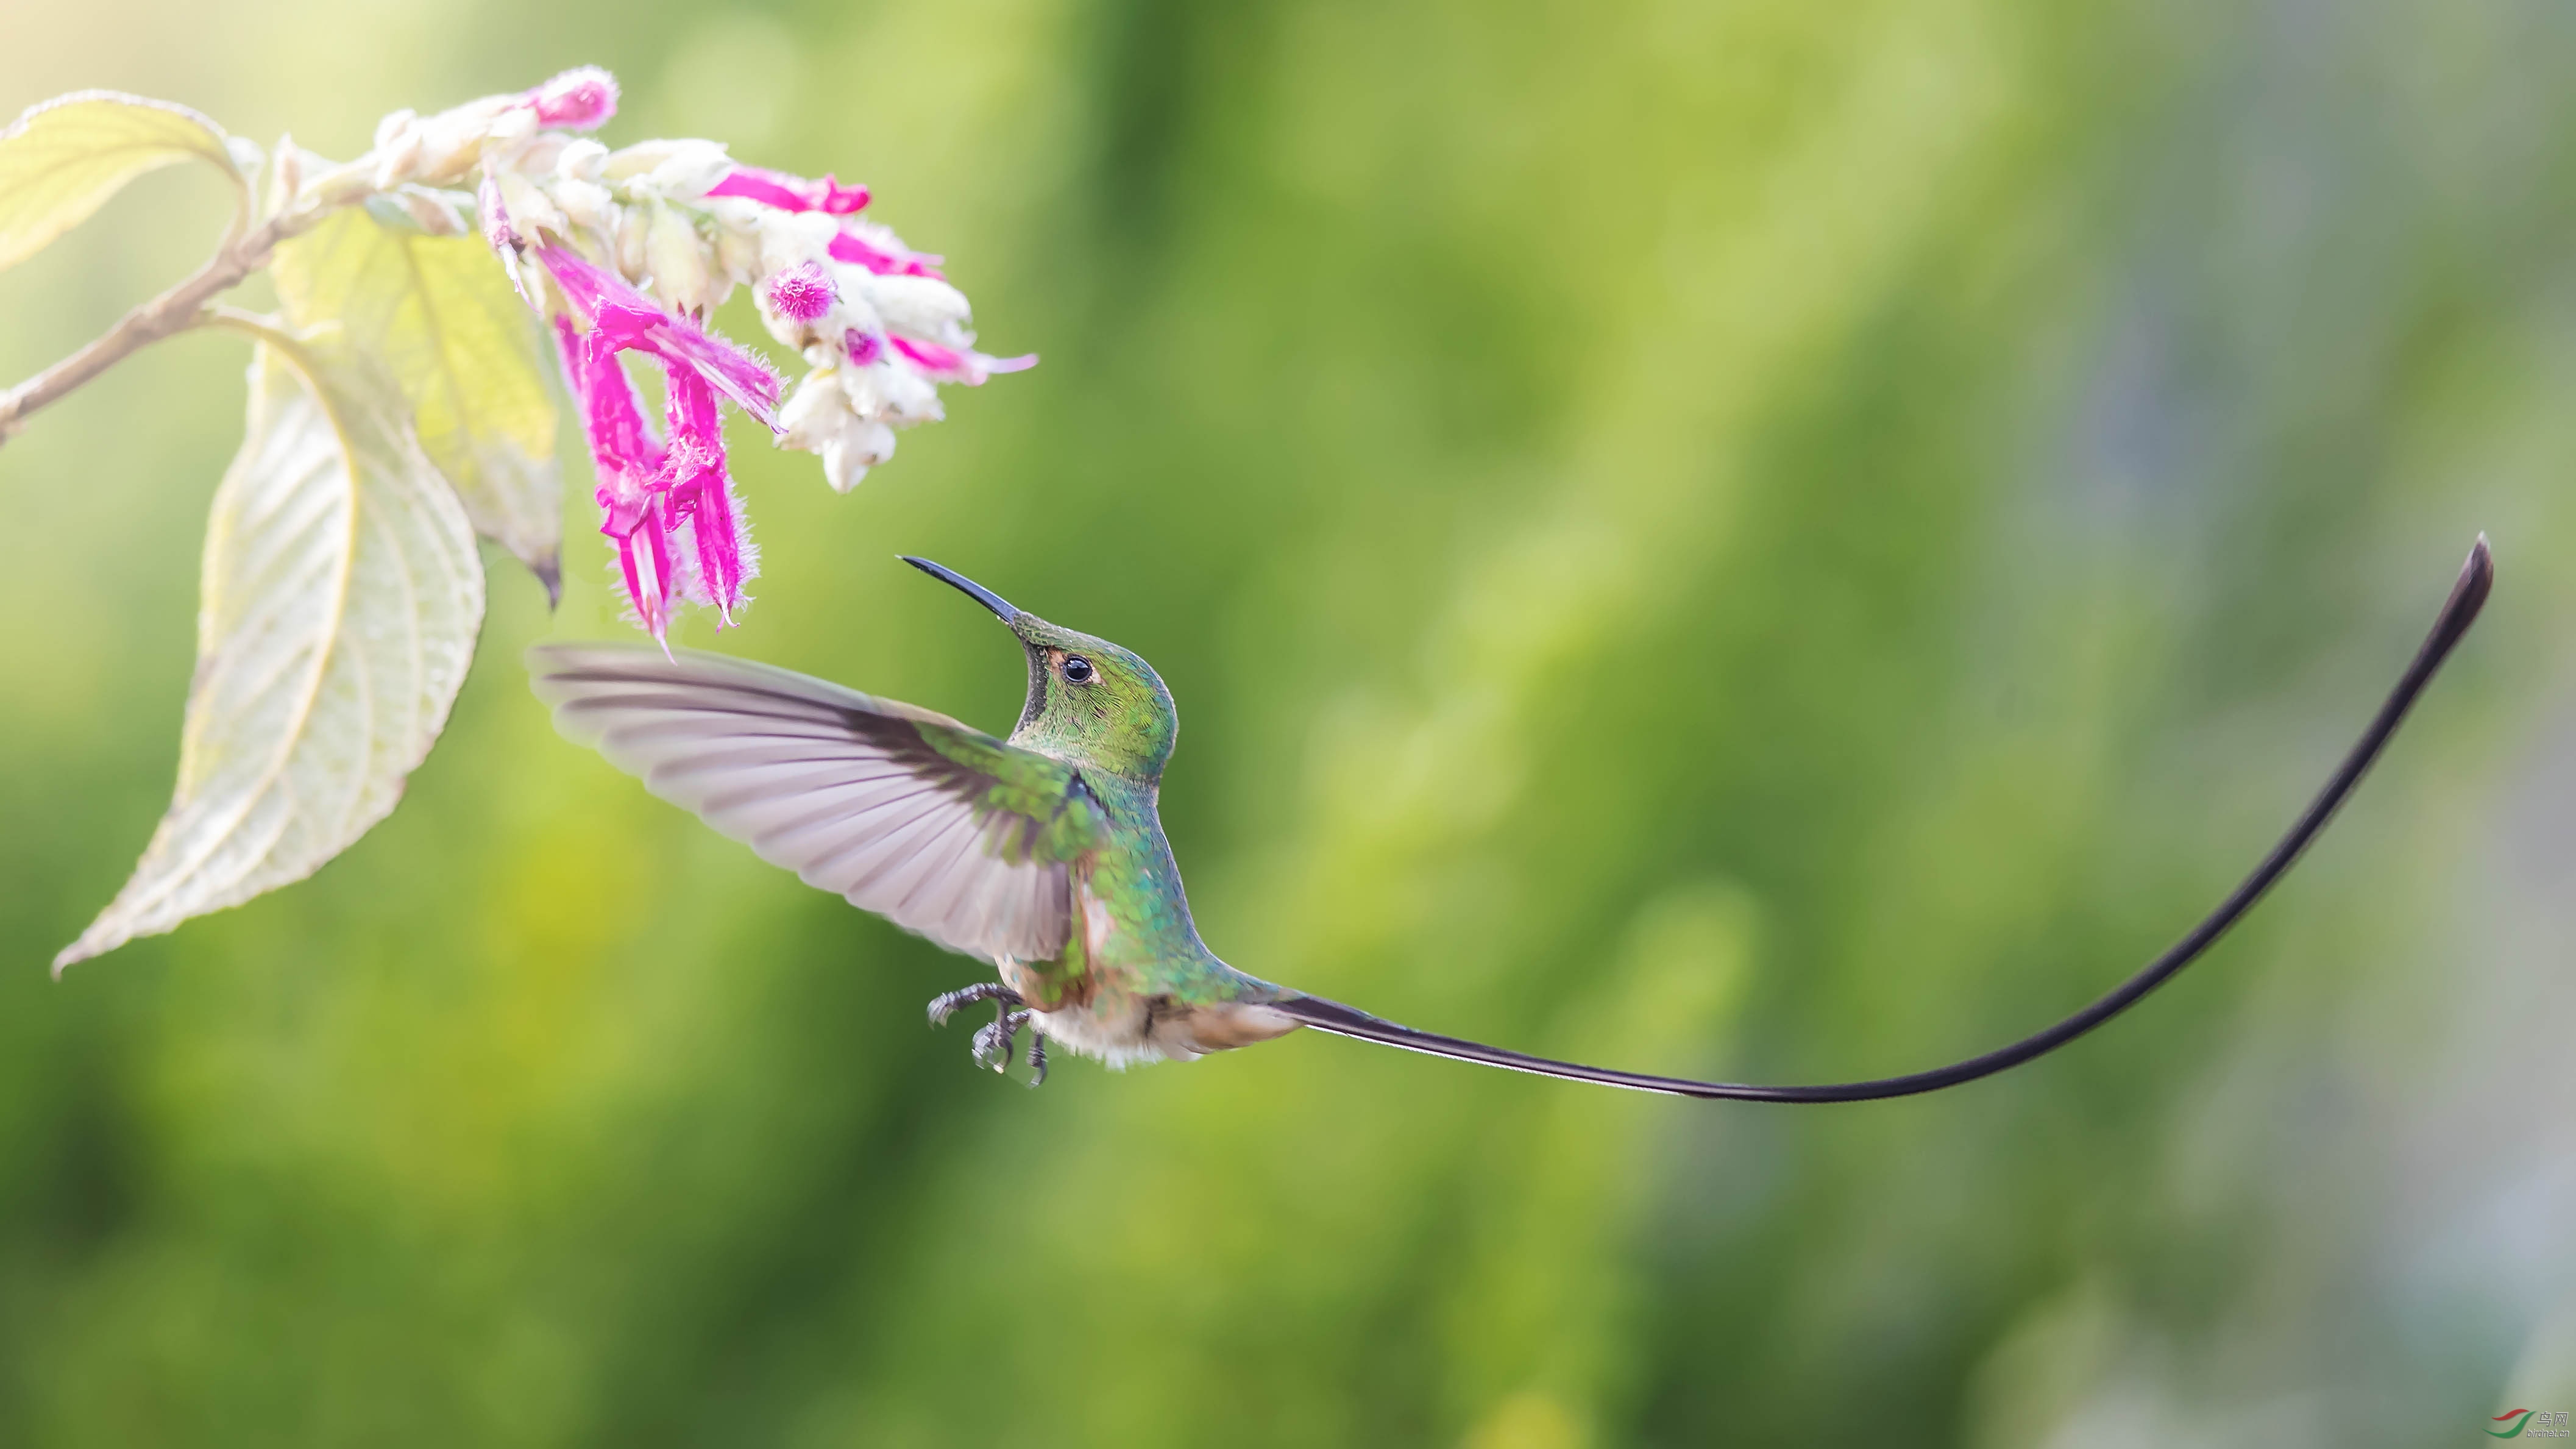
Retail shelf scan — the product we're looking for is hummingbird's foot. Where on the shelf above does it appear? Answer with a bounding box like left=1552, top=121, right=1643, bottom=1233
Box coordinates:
left=932, top=985, right=1048, bottom=1084
left=926, top=981, right=1022, bottom=1028
left=972, top=1007, right=1033, bottom=1073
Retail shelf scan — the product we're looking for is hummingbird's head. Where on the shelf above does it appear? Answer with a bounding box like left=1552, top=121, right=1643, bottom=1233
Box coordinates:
left=903, top=557, right=1179, bottom=781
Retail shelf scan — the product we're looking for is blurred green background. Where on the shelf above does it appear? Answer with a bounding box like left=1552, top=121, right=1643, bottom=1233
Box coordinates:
left=3, top=1, right=2572, bottom=1444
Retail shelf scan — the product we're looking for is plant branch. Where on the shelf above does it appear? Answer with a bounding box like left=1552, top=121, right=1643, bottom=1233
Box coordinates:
left=0, top=209, right=306, bottom=447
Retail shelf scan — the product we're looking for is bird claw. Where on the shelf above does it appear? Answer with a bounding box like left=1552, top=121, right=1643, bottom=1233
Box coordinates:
left=969, top=1017, right=1008, bottom=1069
left=926, top=981, right=1021, bottom=1028
left=929, top=983, right=1048, bottom=1085
left=973, top=1008, right=1032, bottom=1072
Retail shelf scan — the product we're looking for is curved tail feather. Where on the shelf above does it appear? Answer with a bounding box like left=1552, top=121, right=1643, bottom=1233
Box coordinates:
left=1277, top=537, right=2496, bottom=1103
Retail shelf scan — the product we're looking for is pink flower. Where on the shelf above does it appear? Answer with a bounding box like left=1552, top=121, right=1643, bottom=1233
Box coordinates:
left=556, top=319, right=664, bottom=475
left=765, top=262, right=834, bottom=324
left=826, top=229, right=945, bottom=281
left=547, top=250, right=772, bottom=646
left=537, top=244, right=782, bottom=427
left=556, top=318, right=681, bottom=644
left=661, top=369, right=754, bottom=623
left=704, top=165, right=869, bottom=215
left=693, top=160, right=1028, bottom=388
left=889, top=335, right=1037, bottom=385
left=706, top=163, right=945, bottom=280
left=525, top=68, right=619, bottom=130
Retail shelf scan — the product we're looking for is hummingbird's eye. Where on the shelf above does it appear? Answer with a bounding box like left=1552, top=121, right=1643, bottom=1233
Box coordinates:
left=1062, top=655, right=1096, bottom=683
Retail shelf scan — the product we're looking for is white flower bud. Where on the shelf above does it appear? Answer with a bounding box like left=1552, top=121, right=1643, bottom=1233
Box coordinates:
left=650, top=143, right=736, bottom=200
left=756, top=212, right=834, bottom=277
left=714, top=223, right=763, bottom=286
left=645, top=202, right=712, bottom=315
left=513, top=134, right=570, bottom=178
left=485, top=105, right=536, bottom=151
left=838, top=363, right=884, bottom=418
left=703, top=195, right=761, bottom=229
left=875, top=362, right=943, bottom=425
left=495, top=168, right=567, bottom=240
left=555, top=139, right=609, bottom=183
left=602, top=138, right=729, bottom=184
left=823, top=271, right=885, bottom=334
left=862, top=274, right=974, bottom=346
left=410, top=97, right=513, bottom=185
left=820, top=418, right=896, bottom=493
left=552, top=177, right=616, bottom=233
left=371, top=112, right=425, bottom=190
left=614, top=205, right=650, bottom=278
left=776, top=369, right=848, bottom=451
left=373, top=109, right=419, bottom=151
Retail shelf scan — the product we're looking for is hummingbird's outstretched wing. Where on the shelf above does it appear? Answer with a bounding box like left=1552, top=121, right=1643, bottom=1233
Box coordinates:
left=1278, top=536, right=2496, bottom=1103
left=528, top=644, right=1104, bottom=963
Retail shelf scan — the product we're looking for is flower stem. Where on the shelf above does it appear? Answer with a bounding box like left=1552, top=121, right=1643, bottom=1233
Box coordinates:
left=0, top=210, right=304, bottom=447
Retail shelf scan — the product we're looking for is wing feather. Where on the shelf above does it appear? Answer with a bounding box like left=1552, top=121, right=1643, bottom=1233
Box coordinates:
left=529, top=643, right=1101, bottom=963
left=892, top=816, right=984, bottom=918
left=826, top=802, right=957, bottom=899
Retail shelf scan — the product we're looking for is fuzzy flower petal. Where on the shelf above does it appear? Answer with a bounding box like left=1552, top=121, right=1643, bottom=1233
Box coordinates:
left=661, top=369, right=756, bottom=622
left=555, top=317, right=689, bottom=646
left=538, top=244, right=783, bottom=427
left=827, top=229, right=945, bottom=280
left=765, top=261, right=834, bottom=324
left=554, top=317, right=664, bottom=477
left=526, top=67, right=619, bottom=130
left=889, top=335, right=1038, bottom=384
left=706, top=165, right=870, bottom=215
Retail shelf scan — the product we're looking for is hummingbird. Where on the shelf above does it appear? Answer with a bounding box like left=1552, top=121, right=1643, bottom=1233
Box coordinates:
left=527, top=541, right=2491, bottom=1100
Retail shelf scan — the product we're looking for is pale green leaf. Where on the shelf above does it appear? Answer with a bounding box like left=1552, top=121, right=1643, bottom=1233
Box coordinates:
left=55, top=336, right=484, bottom=970
left=272, top=207, right=564, bottom=596
left=0, top=90, right=241, bottom=272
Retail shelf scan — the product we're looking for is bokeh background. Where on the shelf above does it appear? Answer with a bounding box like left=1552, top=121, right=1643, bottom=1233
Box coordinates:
left=2, top=1, right=2572, bottom=1444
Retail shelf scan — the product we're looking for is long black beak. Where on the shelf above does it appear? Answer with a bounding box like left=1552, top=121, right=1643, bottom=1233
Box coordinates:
left=903, top=557, right=1019, bottom=624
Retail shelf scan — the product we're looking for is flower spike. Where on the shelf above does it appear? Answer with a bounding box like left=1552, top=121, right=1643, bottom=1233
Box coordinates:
left=423, top=67, right=1030, bottom=640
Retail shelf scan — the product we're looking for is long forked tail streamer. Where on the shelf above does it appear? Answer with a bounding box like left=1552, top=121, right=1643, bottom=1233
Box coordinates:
left=1278, top=537, right=2495, bottom=1103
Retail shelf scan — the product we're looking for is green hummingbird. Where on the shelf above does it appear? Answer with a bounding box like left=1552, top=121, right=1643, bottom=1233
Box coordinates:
left=527, top=542, right=2491, bottom=1098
